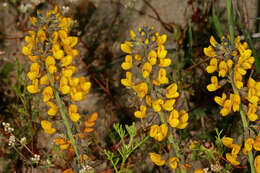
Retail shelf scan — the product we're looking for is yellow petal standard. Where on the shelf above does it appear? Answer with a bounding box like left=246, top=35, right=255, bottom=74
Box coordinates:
left=157, top=45, right=167, bottom=59
left=204, top=45, right=216, bottom=57
left=41, top=120, right=56, bottom=135
left=134, top=105, right=146, bottom=118
left=132, top=82, right=148, bottom=98
left=226, top=153, right=240, bottom=166
left=120, top=41, right=132, bottom=54
left=254, top=155, right=260, bottom=173
left=148, top=50, right=157, bottom=65
left=166, top=83, right=179, bottom=98
left=121, top=55, right=133, bottom=70
left=121, top=72, right=134, bottom=87
left=168, top=157, right=179, bottom=170
left=149, top=152, right=165, bottom=166
left=206, top=58, right=218, bottom=73
left=207, top=76, right=220, bottom=92
left=42, top=86, right=54, bottom=102
left=222, top=137, right=233, bottom=148
left=142, top=62, right=152, bottom=78
left=152, top=99, right=164, bottom=112
left=47, top=101, right=59, bottom=116
left=68, top=104, right=81, bottom=122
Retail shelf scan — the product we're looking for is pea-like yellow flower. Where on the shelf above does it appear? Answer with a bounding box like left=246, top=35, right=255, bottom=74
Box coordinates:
left=42, top=86, right=54, bottom=102
left=222, top=137, right=234, bottom=148
left=157, top=45, right=167, bottom=59
left=162, top=99, right=176, bottom=111
left=168, top=157, right=179, bottom=170
left=121, top=72, right=134, bottom=87
left=231, top=144, right=241, bottom=156
left=247, top=103, right=258, bottom=122
left=150, top=124, right=168, bottom=141
left=68, top=104, right=81, bottom=122
left=41, top=120, right=56, bottom=135
left=134, top=54, right=142, bottom=61
left=218, top=60, right=228, bottom=77
left=207, top=76, right=220, bottom=92
left=129, top=30, right=136, bottom=40
left=220, top=99, right=232, bottom=116
left=152, top=99, right=164, bottom=112
left=61, top=55, right=73, bottom=67
left=121, top=55, right=133, bottom=70
left=146, top=95, right=152, bottom=106
left=45, top=56, right=57, bottom=74
left=59, top=76, right=70, bottom=94
left=233, top=71, right=243, bottom=89
left=149, top=152, right=166, bottom=166
left=226, top=153, right=240, bottom=166
left=40, top=75, right=49, bottom=85
left=254, top=135, right=260, bottom=151
left=156, top=34, right=167, bottom=45
left=210, top=36, right=217, bottom=47
left=166, top=83, right=179, bottom=99
left=132, top=82, right=148, bottom=98
left=159, top=58, right=171, bottom=67
left=203, top=45, right=216, bottom=57
left=27, top=62, right=41, bottom=80
left=147, top=50, right=157, bottom=65
left=47, top=101, right=59, bottom=116
left=242, top=138, right=254, bottom=155
left=194, top=169, right=204, bottom=173
left=167, top=109, right=188, bottom=129
left=255, top=155, right=260, bottom=173
left=153, top=68, right=169, bottom=86
left=206, top=58, right=218, bottom=73
left=37, top=29, right=46, bottom=43
left=142, top=62, right=152, bottom=78
left=54, top=138, right=71, bottom=150
left=27, top=79, right=40, bottom=94
left=134, top=105, right=146, bottom=118
left=214, top=93, right=227, bottom=106
left=121, top=41, right=133, bottom=54
left=230, top=94, right=240, bottom=112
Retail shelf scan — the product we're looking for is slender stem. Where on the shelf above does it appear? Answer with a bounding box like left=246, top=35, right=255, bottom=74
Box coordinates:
left=227, top=0, right=234, bottom=44
left=46, top=72, right=81, bottom=162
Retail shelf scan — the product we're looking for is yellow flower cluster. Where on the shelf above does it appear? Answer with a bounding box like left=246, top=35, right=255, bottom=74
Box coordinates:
left=23, top=6, right=91, bottom=134
left=149, top=153, right=180, bottom=170
left=204, top=36, right=259, bottom=121
left=222, top=133, right=260, bottom=166
left=120, top=26, right=189, bottom=142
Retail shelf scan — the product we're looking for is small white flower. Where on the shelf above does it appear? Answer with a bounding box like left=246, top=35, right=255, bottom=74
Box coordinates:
left=2, top=2, right=8, bottom=7
left=20, top=137, right=27, bottom=145
left=31, top=154, right=40, bottom=163
left=8, top=135, right=15, bottom=147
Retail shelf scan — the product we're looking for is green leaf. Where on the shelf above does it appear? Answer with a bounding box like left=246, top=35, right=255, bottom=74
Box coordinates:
left=1, top=63, right=14, bottom=78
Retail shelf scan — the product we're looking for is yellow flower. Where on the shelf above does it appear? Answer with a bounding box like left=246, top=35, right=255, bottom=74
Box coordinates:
left=152, top=99, right=164, bottom=112
left=129, top=30, right=136, bottom=40
left=207, top=76, right=220, bottom=92
left=230, top=94, right=240, bottom=112
left=156, top=34, right=167, bottom=45
left=157, top=45, right=167, bottom=59
left=220, top=99, right=232, bottom=116
left=45, top=56, right=57, bottom=74
left=68, top=104, right=81, bottom=122
left=214, top=93, right=227, bottom=106
left=231, top=144, right=241, bottom=156
left=52, top=44, right=64, bottom=60
left=222, top=137, right=233, bottom=148
left=166, top=83, right=179, bottom=99
left=206, top=58, right=218, bottom=73
left=142, top=62, right=152, bottom=78
left=42, top=86, right=54, bottom=102
left=121, top=41, right=133, bottom=54
left=167, top=110, right=188, bottom=129
left=210, top=36, right=217, bottom=47
left=40, top=75, right=49, bottom=85
left=61, top=55, right=73, bottom=67
left=41, top=120, right=56, bottom=135
left=132, top=82, right=148, bottom=98
left=204, top=45, right=216, bottom=57
left=254, top=137, right=260, bottom=151
left=226, top=153, right=240, bottom=166
left=54, top=138, right=71, bottom=150
left=168, top=157, right=179, bottom=169
left=147, top=50, right=157, bottom=65
left=59, top=76, right=70, bottom=94
left=134, top=54, right=142, bottom=61
left=194, top=169, right=204, bottom=173
left=150, top=124, right=168, bottom=141
left=61, top=66, right=77, bottom=78
left=159, top=58, right=171, bottom=67
left=134, top=105, right=146, bottom=118
left=153, top=68, right=169, bottom=86
left=162, top=99, right=176, bottom=111
left=247, top=103, right=258, bottom=122
left=146, top=95, right=152, bottom=106
left=254, top=155, right=260, bottom=173
left=47, top=101, right=59, bottom=116
left=27, top=79, right=40, bottom=94
left=37, top=29, right=46, bottom=43
left=27, top=62, right=41, bottom=80
left=149, top=152, right=166, bottom=166
left=121, top=55, right=133, bottom=70
left=218, top=60, right=228, bottom=77
left=233, top=71, right=243, bottom=89
left=242, top=138, right=254, bottom=155
left=121, top=72, right=134, bottom=87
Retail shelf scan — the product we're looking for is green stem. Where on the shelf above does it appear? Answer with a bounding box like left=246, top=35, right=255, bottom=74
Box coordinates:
left=226, top=0, right=234, bottom=44
left=46, top=72, right=81, bottom=162
left=168, top=134, right=186, bottom=173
